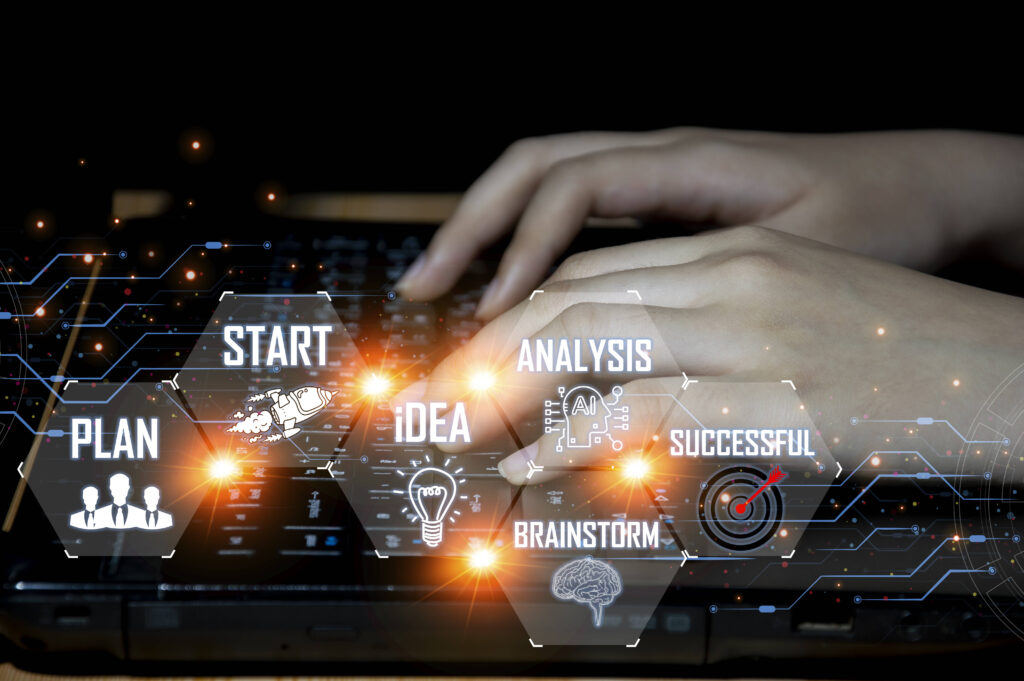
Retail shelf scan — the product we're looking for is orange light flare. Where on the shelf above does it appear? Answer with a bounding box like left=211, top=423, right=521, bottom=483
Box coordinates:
left=621, top=456, right=651, bottom=482
left=468, top=547, right=497, bottom=571
left=468, top=369, right=497, bottom=394
left=209, top=458, right=239, bottom=480
left=360, top=371, right=394, bottom=400
left=185, top=269, right=196, bottom=281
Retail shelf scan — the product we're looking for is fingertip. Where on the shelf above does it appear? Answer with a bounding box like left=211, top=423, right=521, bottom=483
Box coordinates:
left=497, top=442, right=538, bottom=485
left=394, top=253, right=428, bottom=293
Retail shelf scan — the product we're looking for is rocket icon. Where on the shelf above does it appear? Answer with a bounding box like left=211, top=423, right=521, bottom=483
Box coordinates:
left=228, top=385, right=338, bottom=441
left=265, top=386, right=337, bottom=437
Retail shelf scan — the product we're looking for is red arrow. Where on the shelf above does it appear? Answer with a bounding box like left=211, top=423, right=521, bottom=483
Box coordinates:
left=734, top=465, right=787, bottom=515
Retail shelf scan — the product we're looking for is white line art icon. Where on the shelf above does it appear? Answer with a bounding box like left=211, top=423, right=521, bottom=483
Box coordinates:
left=69, top=485, right=102, bottom=530
left=545, top=385, right=629, bottom=453
left=406, top=466, right=458, bottom=547
left=70, top=473, right=173, bottom=531
left=141, top=486, right=173, bottom=529
left=227, top=385, right=337, bottom=443
left=551, top=556, right=623, bottom=627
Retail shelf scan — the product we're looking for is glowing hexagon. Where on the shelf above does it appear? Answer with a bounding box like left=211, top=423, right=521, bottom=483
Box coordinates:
left=175, top=292, right=365, bottom=468
left=24, top=381, right=211, bottom=557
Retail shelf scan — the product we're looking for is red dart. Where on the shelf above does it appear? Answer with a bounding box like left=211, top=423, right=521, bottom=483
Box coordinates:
left=734, top=465, right=787, bottom=515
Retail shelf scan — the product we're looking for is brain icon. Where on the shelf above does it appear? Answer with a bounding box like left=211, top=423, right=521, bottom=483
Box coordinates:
left=551, top=556, right=623, bottom=627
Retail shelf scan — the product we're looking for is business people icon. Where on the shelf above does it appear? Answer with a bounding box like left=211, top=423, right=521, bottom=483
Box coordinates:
left=94, top=473, right=146, bottom=529
left=69, top=485, right=104, bottom=530
left=141, top=486, right=173, bottom=529
left=69, top=474, right=173, bottom=531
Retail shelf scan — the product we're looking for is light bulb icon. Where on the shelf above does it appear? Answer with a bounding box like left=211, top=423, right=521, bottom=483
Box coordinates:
left=407, top=466, right=458, bottom=547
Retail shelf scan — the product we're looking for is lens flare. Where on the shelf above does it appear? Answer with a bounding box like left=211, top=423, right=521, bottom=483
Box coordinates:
left=210, top=459, right=238, bottom=479
left=622, top=458, right=650, bottom=480
left=469, top=370, right=496, bottom=393
left=362, top=373, right=392, bottom=397
left=468, top=548, right=496, bottom=570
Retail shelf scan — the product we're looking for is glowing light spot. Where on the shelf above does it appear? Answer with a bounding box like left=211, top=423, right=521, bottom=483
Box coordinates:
left=148, top=250, right=155, bottom=258
left=210, top=459, right=238, bottom=479
left=191, top=140, right=201, bottom=150
left=83, top=254, right=94, bottom=264
left=469, top=548, right=496, bottom=570
left=876, top=327, right=886, bottom=336
left=94, top=343, right=103, bottom=352
left=622, top=458, right=650, bottom=480
left=469, top=371, right=496, bottom=393
left=113, top=218, right=120, bottom=225
left=35, top=220, right=44, bottom=229
left=185, top=270, right=196, bottom=281
left=34, top=307, right=45, bottom=317
left=780, top=528, right=789, bottom=537
left=362, top=373, right=392, bottom=398
left=953, top=378, right=961, bottom=387
left=870, top=456, right=881, bottom=467
left=953, top=535, right=960, bottom=542
left=721, top=407, right=729, bottom=415
left=267, top=193, right=276, bottom=201
left=720, top=493, right=731, bottom=503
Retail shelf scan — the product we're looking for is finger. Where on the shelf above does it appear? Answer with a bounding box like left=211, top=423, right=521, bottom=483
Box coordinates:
left=471, top=145, right=681, bottom=318
left=542, top=231, right=736, bottom=285
left=419, top=303, right=741, bottom=452
left=393, top=250, right=741, bottom=408
left=395, top=131, right=682, bottom=300
left=472, top=140, right=792, bottom=319
left=497, top=377, right=684, bottom=485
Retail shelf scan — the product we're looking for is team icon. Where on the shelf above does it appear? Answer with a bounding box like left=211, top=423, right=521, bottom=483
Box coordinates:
left=544, top=384, right=629, bottom=453
left=69, top=473, right=173, bottom=531
left=227, top=385, right=337, bottom=443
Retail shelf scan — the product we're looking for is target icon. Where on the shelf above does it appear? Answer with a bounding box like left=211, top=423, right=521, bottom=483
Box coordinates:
left=698, top=466, right=784, bottom=551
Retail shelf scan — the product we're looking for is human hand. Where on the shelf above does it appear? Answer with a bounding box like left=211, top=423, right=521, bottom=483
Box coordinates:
left=395, top=128, right=1024, bottom=320
left=395, top=226, right=1024, bottom=484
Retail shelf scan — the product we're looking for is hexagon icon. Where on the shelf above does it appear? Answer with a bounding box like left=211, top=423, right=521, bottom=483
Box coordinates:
left=643, top=381, right=837, bottom=558
left=24, top=381, right=211, bottom=557
left=487, top=465, right=683, bottom=646
left=175, top=292, right=366, bottom=468
left=332, top=390, right=520, bottom=557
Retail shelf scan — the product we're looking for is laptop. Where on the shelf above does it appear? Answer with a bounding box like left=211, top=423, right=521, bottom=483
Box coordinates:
left=2, top=212, right=1021, bottom=676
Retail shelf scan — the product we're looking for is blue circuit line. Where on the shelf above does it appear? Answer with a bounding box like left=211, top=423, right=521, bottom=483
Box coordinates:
left=9, top=243, right=264, bottom=317
left=719, top=536, right=1001, bottom=612
left=855, top=418, right=1005, bottom=444
left=69, top=303, right=165, bottom=328
left=859, top=569, right=987, bottom=602
left=0, top=411, right=53, bottom=435
left=0, top=253, right=95, bottom=286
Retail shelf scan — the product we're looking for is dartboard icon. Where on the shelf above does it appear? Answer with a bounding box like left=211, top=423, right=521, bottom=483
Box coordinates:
left=698, top=466, right=784, bottom=551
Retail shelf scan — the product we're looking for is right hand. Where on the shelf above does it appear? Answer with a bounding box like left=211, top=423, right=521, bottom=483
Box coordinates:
left=396, top=128, right=1024, bottom=320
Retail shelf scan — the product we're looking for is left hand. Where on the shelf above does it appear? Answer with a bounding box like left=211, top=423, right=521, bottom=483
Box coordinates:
left=396, top=225, right=1024, bottom=484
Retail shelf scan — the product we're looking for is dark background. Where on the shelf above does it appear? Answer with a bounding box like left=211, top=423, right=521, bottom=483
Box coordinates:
left=9, top=41, right=1024, bottom=222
